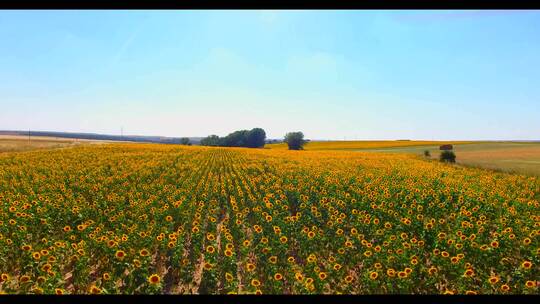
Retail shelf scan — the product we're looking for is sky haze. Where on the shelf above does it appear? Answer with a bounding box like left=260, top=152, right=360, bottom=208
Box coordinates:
left=1, top=10, right=539, bottom=140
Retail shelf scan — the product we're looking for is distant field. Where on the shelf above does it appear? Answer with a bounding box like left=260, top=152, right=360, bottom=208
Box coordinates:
left=359, top=142, right=540, bottom=176
left=266, top=140, right=476, bottom=151
left=0, top=135, right=106, bottom=153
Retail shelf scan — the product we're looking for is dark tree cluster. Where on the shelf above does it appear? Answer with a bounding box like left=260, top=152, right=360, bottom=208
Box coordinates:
left=440, top=150, right=456, bottom=163
left=200, top=128, right=266, bottom=148
left=180, top=137, right=192, bottom=145
left=284, top=132, right=307, bottom=150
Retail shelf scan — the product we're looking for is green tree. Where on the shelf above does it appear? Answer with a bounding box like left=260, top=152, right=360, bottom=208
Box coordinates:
left=246, top=128, right=266, bottom=148
left=440, top=150, right=456, bottom=163
left=222, top=130, right=249, bottom=147
left=180, top=137, right=191, bottom=145
left=200, top=128, right=267, bottom=148
left=284, top=132, right=307, bottom=150
left=200, top=135, right=221, bottom=146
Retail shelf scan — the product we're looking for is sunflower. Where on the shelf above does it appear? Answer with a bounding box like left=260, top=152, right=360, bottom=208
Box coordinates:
left=21, top=244, right=32, bottom=251
left=115, top=250, right=126, bottom=259
left=36, top=275, right=46, bottom=284
left=463, top=269, right=474, bottom=277
left=148, top=274, right=160, bottom=285
left=525, top=281, right=536, bottom=288
left=268, top=256, right=277, bottom=264
left=488, top=276, right=500, bottom=284
left=500, top=284, right=510, bottom=292
left=398, top=271, right=408, bottom=279
left=251, top=279, right=261, bottom=287
left=55, top=288, right=64, bottom=295
left=295, top=273, right=304, bottom=282
left=103, top=272, right=111, bottom=281
left=521, top=261, right=532, bottom=269
left=139, top=249, right=150, bottom=257
left=41, top=263, right=52, bottom=272
left=246, top=263, right=256, bottom=272
left=318, top=272, right=327, bottom=280
left=32, top=252, right=41, bottom=260
left=274, top=273, right=283, bottom=281
left=225, top=272, right=234, bottom=282
left=369, top=272, right=378, bottom=280
left=206, top=246, right=215, bottom=254
left=89, top=285, right=102, bottom=294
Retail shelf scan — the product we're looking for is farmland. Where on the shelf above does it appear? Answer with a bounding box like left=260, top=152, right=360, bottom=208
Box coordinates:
left=358, top=142, right=540, bottom=177
left=0, top=143, right=538, bottom=294
left=0, top=135, right=102, bottom=153
left=266, top=140, right=477, bottom=151
left=268, top=140, right=540, bottom=176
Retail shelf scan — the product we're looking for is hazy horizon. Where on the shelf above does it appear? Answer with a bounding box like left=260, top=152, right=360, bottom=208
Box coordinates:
left=1, top=10, right=539, bottom=140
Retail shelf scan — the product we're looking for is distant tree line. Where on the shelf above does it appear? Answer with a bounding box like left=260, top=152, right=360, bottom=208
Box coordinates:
left=200, top=128, right=266, bottom=148
left=0, top=130, right=187, bottom=144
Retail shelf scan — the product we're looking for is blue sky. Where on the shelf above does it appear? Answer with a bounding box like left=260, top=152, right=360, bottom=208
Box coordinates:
left=1, top=10, right=539, bottom=140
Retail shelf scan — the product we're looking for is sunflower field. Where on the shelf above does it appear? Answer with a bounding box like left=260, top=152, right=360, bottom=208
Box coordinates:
left=0, top=144, right=538, bottom=294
